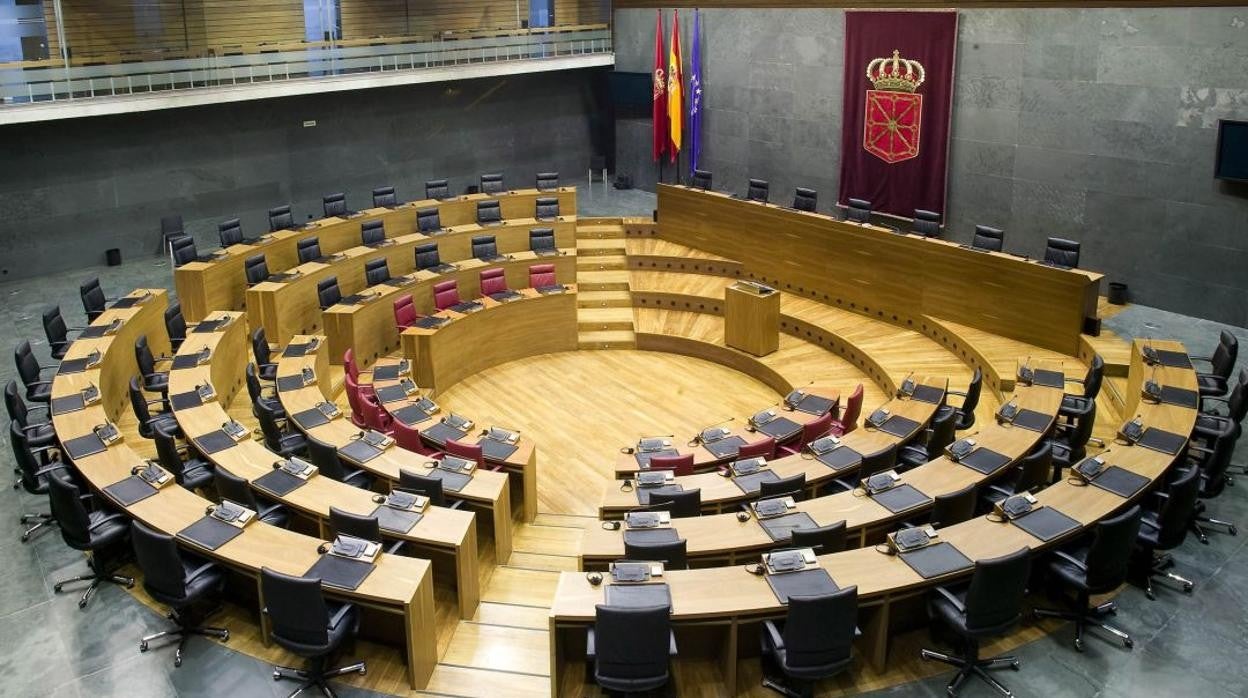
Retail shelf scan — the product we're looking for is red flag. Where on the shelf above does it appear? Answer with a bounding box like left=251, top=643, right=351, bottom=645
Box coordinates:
left=667, top=10, right=683, bottom=163
left=651, top=10, right=667, bottom=163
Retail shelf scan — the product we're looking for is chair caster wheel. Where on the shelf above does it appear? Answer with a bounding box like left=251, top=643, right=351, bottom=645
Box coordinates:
left=1074, top=638, right=1084, bottom=653
left=140, top=641, right=148, bottom=652
left=1230, top=526, right=1239, bottom=536
left=1011, top=660, right=1021, bottom=670
left=53, top=583, right=63, bottom=592
left=1124, top=638, right=1134, bottom=649
left=77, top=598, right=87, bottom=609
left=221, top=630, right=230, bottom=642
left=21, top=534, right=29, bottom=542
left=1199, top=537, right=1210, bottom=545
left=273, top=670, right=281, bottom=680
left=126, top=579, right=135, bottom=589
left=1146, top=591, right=1156, bottom=601
left=1183, top=583, right=1193, bottom=593
left=174, top=657, right=182, bottom=668
left=358, top=666, right=367, bottom=675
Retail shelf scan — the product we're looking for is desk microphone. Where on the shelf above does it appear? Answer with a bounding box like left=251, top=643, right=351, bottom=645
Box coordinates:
left=689, top=417, right=735, bottom=446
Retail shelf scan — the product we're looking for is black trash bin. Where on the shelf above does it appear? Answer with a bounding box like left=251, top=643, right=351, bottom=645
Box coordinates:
left=106, top=248, right=122, bottom=266
left=1108, top=282, right=1128, bottom=305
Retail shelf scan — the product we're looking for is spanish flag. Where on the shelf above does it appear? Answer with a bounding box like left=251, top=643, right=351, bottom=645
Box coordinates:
left=666, top=10, right=683, bottom=162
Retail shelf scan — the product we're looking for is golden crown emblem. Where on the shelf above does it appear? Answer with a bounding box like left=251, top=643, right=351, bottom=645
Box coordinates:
left=866, top=50, right=925, bottom=93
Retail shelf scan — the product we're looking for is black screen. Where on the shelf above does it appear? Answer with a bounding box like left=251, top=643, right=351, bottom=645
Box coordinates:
left=1215, top=120, right=1248, bottom=182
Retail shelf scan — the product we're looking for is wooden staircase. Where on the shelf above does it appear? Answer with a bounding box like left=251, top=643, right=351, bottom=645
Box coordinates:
left=576, top=219, right=636, bottom=349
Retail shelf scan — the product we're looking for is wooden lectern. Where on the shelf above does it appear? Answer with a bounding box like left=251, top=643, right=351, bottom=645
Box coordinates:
left=725, top=281, right=780, bottom=356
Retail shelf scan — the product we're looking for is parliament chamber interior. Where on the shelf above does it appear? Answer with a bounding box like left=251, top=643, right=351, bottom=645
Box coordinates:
left=2, top=1, right=1247, bottom=697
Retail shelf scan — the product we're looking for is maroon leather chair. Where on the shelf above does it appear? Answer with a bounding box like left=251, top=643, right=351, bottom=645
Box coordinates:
left=344, top=372, right=369, bottom=429
left=433, top=280, right=460, bottom=311
left=528, top=263, right=556, bottom=288
left=393, top=419, right=440, bottom=457
left=738, top=436, right=776, bottom=461
left=480, top=268, right=508, bottom=297
left=648, top=453, right=695, bottom=477
left=829, top=384, right=863, bottom=437
left=779, top=411, right=834, bottom=457
left=445, top=438, right=501, bottom=471
left=393, top=294, right=419, bottom=331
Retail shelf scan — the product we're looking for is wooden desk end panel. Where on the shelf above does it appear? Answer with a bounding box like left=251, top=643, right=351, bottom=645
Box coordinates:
left=724, top=284, right=780, bottom=357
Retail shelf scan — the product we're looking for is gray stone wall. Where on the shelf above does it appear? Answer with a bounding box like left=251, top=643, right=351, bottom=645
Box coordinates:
left=0, top=68, right=605, bottom=281
left=613, top=8, right=1248, bottom=326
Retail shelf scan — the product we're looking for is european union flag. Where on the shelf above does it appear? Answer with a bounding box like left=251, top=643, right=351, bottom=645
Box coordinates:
left=689, top=9, right=703, bottom=175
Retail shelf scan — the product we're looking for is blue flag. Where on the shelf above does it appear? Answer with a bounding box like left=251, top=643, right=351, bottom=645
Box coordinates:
left=689, top=9, right=703, bottom=175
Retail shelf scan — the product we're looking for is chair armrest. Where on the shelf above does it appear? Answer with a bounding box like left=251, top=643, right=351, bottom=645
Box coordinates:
left=1064, top=377, right=1086, bottom=385
left=37, top=364, right=58, bottom=375
left=24, top=403, right=51, bottom=415
left=985, top=483, right=1015, bottom=499
left=184, top=562, right=217, bottom=584
left=328, top=603, right=353, bottom=629
left=257, top=503, right=284, bottom=520
left=448, top=500, right=465, bottom=511
left=1189, top=355, right=1213, bottom=366
left=87, top=511, right=127, bottom=532
left=18, top=423, right=48, bottom=434
left=385, top=540, right=406, bottom=555
left=762, top=619, right=785, bottom=652
left=35, top=462, right=68, bottom=477
left=1052, top=549, right=1088, bottom=572
left=933, top=586, right=966, bottom=614
left=29, top=443, right=60, bottom=457
left=27, top=379, right=54, bottom=388
left=669, top=630, right=678, bottom=657
left=586, top=628, right=595, bottom=660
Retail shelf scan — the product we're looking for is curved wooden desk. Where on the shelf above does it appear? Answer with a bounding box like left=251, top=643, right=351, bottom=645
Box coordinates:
left=176, top=187, right=576, bottom=322
left=550, top=342, right=1197, bottom=696
left=165, top=311, right=481, bottom=618
left=275, top=338, right=514, bottom=561
left=47, top=290, right=437, bottom=689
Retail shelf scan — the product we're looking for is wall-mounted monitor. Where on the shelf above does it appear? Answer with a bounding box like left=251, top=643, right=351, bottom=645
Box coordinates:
left=1215, top=119, right=1248, bottom=183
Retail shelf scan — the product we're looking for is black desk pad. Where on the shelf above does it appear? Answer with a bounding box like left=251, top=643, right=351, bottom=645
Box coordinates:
left=899, top=542, right=974, bottom=579
left=605, top=583, right=671, bottom=609
left=489, top=291, right=523, bottom=302
left=877, top=415, right=922, bottom=438
left=63, top=433, right=107, bottom=460
left=266, top=272, right=299, bottom=283
left=291, top=407, right=331, bottom=430
left=535, top=284, right=567, bottom=295
left=911, top=385, right=945, bottom=404
left=193, top=430, right=238, bottom=455
left=1012, top=409, right=1053, bottom=432
left=960, top=448, right=1012, bottom=475
left=253, top=469, right=307, bottom=497
left=634, top=448, right=680, bottom=469
left=422, top=467, right=472, bottom=492
left=1011, top=506, right=1080, bottom=542
left=177, top=516, right=243, bottom=551
left=372, top=364, right=405, bottom=381
left=623, top=528, right=681, bottom=546
left=374, top=385, right=411, bottom=404
left=479, top=438, right=518, bottom=461
left=51, top=394, right=85, bottom=416
left=77, top=325, right=109, bottom=339
left=816, top=446, right=863, bottom=471
left=371, top=505, right=423, bottom=534
left=102, top=476, right=158, bottom=506
left=192, top=318, right=226, bottom=333
left=870, top=484, right=931, bottom=514
left=276, top=375, right=308, bottom=393
left=449, top=301, right=482, bottom=314
left=1033, top=369, right=1065, bottom=389
left=282, top=342, right=312, bottom=357
left=422, top=422, right=468, bottom=446
left=339, top=294, right=371, bottom=306
left=766, top=568, right=839, bottom=604
left=391, top=404, right=435, bottom=426
left=1157, top=387, right=1199, bottom=409
left=58, top=357, right=91, bottom=375
left=1154, top=350, right=1192, bottom=369
left=414, top=316, right=450, bottom=329
left=791, top=394, right=836, bottom=416
left=110, top=296, right=143, bottom=309
left=636, top=484, right=684, bottom=505
left=704, top=436, right=747, bottom=459
left=171, top=354, right=206, bottom=370
left=754, top=417, right=802, bottom=442
left=304, top=554, right=375, bottom=591
left=1138, top=428, right=1187, bottom=456
left=1091, top=466, right=1150, bottom=498
left=733, top=469, right=781, bottom=495
left=169, top=391, right=203, bottom=411
left=759, top=512, right=819, bottom=542
left=339, top=440, right=383, bottom=465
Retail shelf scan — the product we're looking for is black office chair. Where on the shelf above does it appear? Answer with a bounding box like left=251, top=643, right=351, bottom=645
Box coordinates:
left=128, top=375, right=179, bottom=440
left=921, top=548, right=1031, bottom=696
left=269, top=205, right=295, bottom=232
left=364, top=259, right=390, bottom=287
left=328, top=507, right=404, bottom=555
left=536, top=172, right=559, bottom=191
left=691, top=169, right=712, bottom=190
left=245, top=254, right=270, bottom=286
left=308, top=434, right=372, bottom=490
left=257, top=401, right=308, bottom=458
left=262, top=567, right=366, bottom=696
left=931, top=484, right=979, bottom=528
left=761, top=586, right=858, bottom=697
left=131, top=520, right=229, bottom=666
left=246, top=363, right=283, bottom=420
left=529, top=228, right=557, bottom=255
left=15, top=339, right=55, bottom=403
left=912, top=209, right=942, bottom=237
left=42, top=306, right=80, bottom=360
left=48, top=470, right=135, bottom=609
left=6, top=378, right=57, bottom=451
left=160, top=215, right=184, bottom=256
left=1187, top=429, right=1239, bottom=543
left=898, top=406, right=957, bottom=471
left=971, top=225, right=1004, bottom=252
left=472, top=235, right=500, bottom=261
left=845, top=198, right=871, bottom=223
left=1034, top=505, right=1141, bottom=651
left=10, top=421, right=62, bottom=542
left=480, top=172, right=504, bottom=194
left=979, top=443, right=1053, bottom=512
left=171, top=237, right=200, bottom=266
left=372, top=186, right=398, bottom=208
left=1194, top=330, right=1238, bottom=398
left=164, top=302, right=188, bottom=352
left=788, top=520, right=846, bottom=555
left=135, top=334, right=170, bottom=396
left=1060, top=355, right=1104, bottom=422
left=251, top=328, right=278, bottom=382
left=624, top=537, right=688, bottom=570
left=416, top=207, right=442, bottom=234
left=399, top=470, right=464, bottom=509
left=360, top=219, right=386, bottom=247
left=1044, top=237, right=1081, bottom=268
left=947, top=368, right=982, bottom=431
left=1195, top=368, right=1247, bottom=444
left=1135, top=466, right=1199, bottom=599
left=218, top=218, right=253, bottom=247
left=1046, top=401, right=1096, bottom=482
left=80, top=277, right=109, bottom=322
left=297, top=237, right=322, bottom=264
left=588, top=605, right=676, bottom=694
left=793, top=187, right=817, bottom=212
left=323, top=192, right=352, bottom=217
left=155, top=421, right=214, bottom=491
left=747, top=178, right=770, bottom=203
left=214, top=467, right=289, bottom=528
left=535, top=196, right=560, bottom=220
left=649, top=489, right=701, bottom=518
left=317, top=277, right=342, bottom=310
left=415, top=242, right=451, bottom=273
left=759, top=473, right=806, bottom=502
left=476, top=200, right=502, bottom=225
left=425, top=178, right=449, bottom=200
left=830, top=443, right=899, bottom=493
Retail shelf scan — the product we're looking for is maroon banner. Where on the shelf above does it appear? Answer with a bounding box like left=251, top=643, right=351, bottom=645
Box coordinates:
left=837, top=11, right=957, bottom=219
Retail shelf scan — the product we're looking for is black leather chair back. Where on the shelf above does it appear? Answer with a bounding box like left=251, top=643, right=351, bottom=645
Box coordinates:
left=215, top=467, right=262, bottom=511
left=329, top=506, right=383, bottom=543
left=308, top=434, right=352, bottom=483
left=245, top=254, right=269, bottom=285
left=153, top=420, right=193, bottom=482
left=245, top=362, right=264, bottom=405
left=365, top=258, right=390, bottom=286
left=317, top=276, right=342, bottom=310
left=425, top=178, right=449, bottom=200
left=416, top=207, right=441, bottom=233
left=846, top=198, right=872, bottom=223
left=759, top=473, right=806, bottom=501
left=790, top=520, right=847, bottom=554
left=269, top=205, right=294, bottom=232
left=926, top=407, right=958, bottom=459
left=218, top=218, right=244, bottom=247
left=47, top=470, right=93, bottom=550
left=747, top=178, right=769, bottom=202
left=128, top=375, right=156, bottom=429
left=172, top=238, right=198, bottom=266
left=529, top=228, right=556, bottom=252
left=135, top=334, right=158, bottom=380
left=5, top=379, right=32, bottom=426
left=624, top=537, right=688, bottom=569
left=1015, top=443, right=1053, bottom=494
left=536, top=172, right=559, bottom=190
left=931, top=483, right=977, bottom=528
left=912, top=209, right=942, bottom=237
left=535, top=197, right=559, bottom=219
left=1211, top=331, right=1239, bottom=380
left=476, top=200, right=502, bottom=225
left=42, top=306, right=70, bottom=356
left=860, top=443, right=899, bottom=479
left=972, top=225, right=1004, bottom=252
left=1065, top=400, right=1097, bottom=454
left=164, top=302, right=187, bottom=351
left=1154, top=467, right=1200, bottom=550
left=11, top=421, right=53, bottom=495
left=297, top=237, right=321, bottom=264
left=372, top=186, right=397, bottom=208
left=415, top=242, right=442, bottom=270
left=472, top=235, right=498, bottom=259
left=793, top=187, right=817, bottom=212
left=962, top=547, right=1031, bottom=635
left=262, top=567, right=332, bottom=649
left=160, top=215, right=184, bottom=237
left=1044, top=237, right=1081, bottom=268
left=80, top=277, right=106, bottom=322
left=14, top=340, right=44, bottom=395
left=132, top=520, right=195, bottom=604
left=251, top=328, right=273, bottom=367
left=691, top=169, right=712, bottom=190
left=592, top=605, right=671, bottom=688
left=956, top=368, right=983, bottom=429
left=1083, top=354, right=1105, bottom=399
left=323, top=192, right=349, bottom=217
left=256, top=400, right=288, bottom=451
left=361, top=219, right=385, bottom=246
left=1226, top=369, right=1248, bottom=424
left=782, top=586, right=858, bottom=670
left=480, top=173, right=504, bottom=194
left=1084, top=505, right=1142, bottom=592
left=649, top=489, right=701, bottom=519
left=399, top=470, right=448, bottom=507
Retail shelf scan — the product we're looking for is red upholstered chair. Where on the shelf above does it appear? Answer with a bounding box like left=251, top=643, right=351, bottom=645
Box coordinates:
left=445, top=438, right=502, bottom=471
left=433, top=280, right=460, bottom=311
left=479, top=268, right=508, bottom=296
left=528, top=263, right=556, bottom=288
left=647, top=453, right=695, bottom=477
left=779, top=411, right=834, bottom=458
left=393, top=294, right=420, bottom=331
left=829, top=384, right=864, bottom=437
left=738, top=436, right=776, bottom=461
left=360, top=391, right=393, bottom=434
left=393, top=419, right=440, bottom=456
left=344, top=373, right=368, bottom=429
left=344, top=348, right=362, bottom=383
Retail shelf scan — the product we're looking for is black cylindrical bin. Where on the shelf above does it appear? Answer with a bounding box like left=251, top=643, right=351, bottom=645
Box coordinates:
left=1108, top=282, right=1128, bottom=305
left=106, top=248, right=122, bottom=266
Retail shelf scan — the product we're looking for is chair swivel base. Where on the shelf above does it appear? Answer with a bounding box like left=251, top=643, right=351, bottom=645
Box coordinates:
left=139, top=611, right=230, bottom=667
left=19, top=512, right=55, bottom=542
left=1141, top=553, right=1194, bottom=600
left=53, top=566, right=135, bottom=609
left=761, top=674, right=817, bottom=698
left=1034, top=600, right=1133, bottom=652
left=920, top=646, right=1020, bottom=697
left=272, top=659, right=366, bottom=698
left=1191, top=502, right=1238, bottom=544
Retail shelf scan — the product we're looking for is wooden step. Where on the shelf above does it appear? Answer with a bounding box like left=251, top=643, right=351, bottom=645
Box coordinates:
left=481, top=566, right=561, bottom=607
left=577, top=290, right=632, bottom=308
left=578, top=270, right=631, bottom=291
left=442, top=623, right=550, bottom=675
left=578, top=238, right=628, bottom=255
left=578, top=307, right=635, bottom=331
left=576, top=224, right=626, bottom=240
left=470, top=601, right=551, bottom=630
left=578, top=330, right=637, bottom=350
left=421, top=664, right=550, bottom=697
left=577, top=254, right=628, bottom=271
